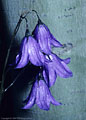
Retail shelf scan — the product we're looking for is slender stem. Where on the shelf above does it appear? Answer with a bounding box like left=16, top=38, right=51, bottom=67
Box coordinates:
left=0, top=11, right=30, bottom=105
left=24, top=17, right=30, bottom=37
left=1, top=16, right=22, bottom=94
left=25, top=17, right=28, bottom=29
left=4, top=68, right=25, bottom=92
left=32, top=10, right=40, bottom=19
left=32, top=10, right=42, bottom=23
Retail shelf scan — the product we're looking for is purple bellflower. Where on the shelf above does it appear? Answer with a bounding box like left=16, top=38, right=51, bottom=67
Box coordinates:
left=10, top=11, right=73, bottom=111
left=14, top=36, right=47, bottom=68
left=43, top=54, right=73, bottom=87
left=15, top=37, right=29, bottom=68
left=32, top=10, right=63, bottom=54
left=23, top=80, right=61, bottom=110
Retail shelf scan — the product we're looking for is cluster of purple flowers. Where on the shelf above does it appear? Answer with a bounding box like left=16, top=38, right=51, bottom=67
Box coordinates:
left=13, top=10, right=73, bottom=110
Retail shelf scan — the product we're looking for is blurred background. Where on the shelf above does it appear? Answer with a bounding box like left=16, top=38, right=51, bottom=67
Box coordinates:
left=0, top=0, right=86, bottom=120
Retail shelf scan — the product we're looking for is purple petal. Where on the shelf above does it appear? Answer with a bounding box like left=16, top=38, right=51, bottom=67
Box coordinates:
left=23, top=80, right=38, bottom=109
left=49, top=54, right=73, bottom=78
left=50, top=35, right=63, bottom=47
left=39, top=80, right=50, bottom=110
left=61, top=61, right=73, bottom=77
left=15, top=37, right=29, bottom=69
left=50, top=39, right=63, bottom=47
left=35, top=81, right=43, bottom=109
left=33, top=23, right=63, bottom=54
left=43, top=24, right=63, bottom=48
left=63, top=58, right=70, bottom=64
left=51, top=54, right=71, bottom=64
left=41, top=80, right=51, bottom=108
left=54, top=56, right=73, bottom=78
left=39, top=80, right=61, bottom=107
left=39, top=51, right=45, bottom=64
left=50, top=95, right=61, bottom=106
left=38, top=81, right=49, bottom=110
left=43, top=69, right=49, bottom=85
left=37, top=25, right=51, bottom=54
left=22, top=96, right=35, bottom=109
left=55, top=56, right=71, bottom=64
left=43, top=80, right=61, bottom=106
left=55, top=61, right=72, bottom=78
left=48, top=65, right=57, bottom=87
left=36, top=86, right=49, bottom=110
left=35, top=86, right=44, bottom=110
left=44, top=62, right=57, bottom=87
left=28, top=36, right=42, bottom=66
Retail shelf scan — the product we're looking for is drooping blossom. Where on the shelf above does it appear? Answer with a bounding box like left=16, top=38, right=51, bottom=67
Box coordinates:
left=23, top=80, right=61, bottom=110
left=43, top=53, right=73, bottom=87
left=14, top=37, right=29, bottom=68
left=10, top=10, right=73, bottom=111
left=13, top=36, right=47, bottom=68
left=32, top=10, right=63, bottom=54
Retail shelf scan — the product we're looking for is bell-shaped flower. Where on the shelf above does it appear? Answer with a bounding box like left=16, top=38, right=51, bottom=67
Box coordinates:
left=13, top=36, right=47, bottom=68
left=27, top=36, right=45, bottom=66
left=23, top=80, right=61, bottom=110
left=33, top=23, right=63, bottom=54
left=43, top=54, right=73, bottom=87
left=32, top=10, right=63, bottom=54
left=13, top=37, right=29, bottom=69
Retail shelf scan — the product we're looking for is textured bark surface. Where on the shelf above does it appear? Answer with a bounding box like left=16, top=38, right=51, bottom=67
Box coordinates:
left=0, top=0, right=86, bottom=120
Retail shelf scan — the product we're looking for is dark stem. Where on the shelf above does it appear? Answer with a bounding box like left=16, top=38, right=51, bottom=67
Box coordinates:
left=1, top=16, right=22, bottom=94
left=0, top=11, right=30, bottom=106
left=24, top=17, right=30, bottom=37
left=32, top=10, right=42, bottom=24
left=4, top=68, right=25, bottom=92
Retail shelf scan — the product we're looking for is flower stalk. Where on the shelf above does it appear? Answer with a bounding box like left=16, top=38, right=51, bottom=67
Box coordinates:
left=0, top=10, right=73, bottom=111
left=0, top=11, right=30, bottom=106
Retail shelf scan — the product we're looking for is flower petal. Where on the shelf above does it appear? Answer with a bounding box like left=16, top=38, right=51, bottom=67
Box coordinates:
left=22, top=95, right=35, bottom=109
left=38, top=80, right=49, bottom=110
left=49, top=54, right=73, bottom=78
left=49, top=69, right=57, bottom=87
left=28, top=36, right=42, bottom=66
left=37, top=25, right=51, bottom=54
left=61, top=61, right=73, bottom=77
left=50, top=95, right=61, bottom=106
left=44, top=63, right=57, bottom=87
left=63, top=58, right=70, bottom=64
left=50, top=34, right=63, bottom=47
left=55, top=61, right=72, bottom=78
left=39, top=51, right=45, bottom=63
left=39, top=80, right=61, bottom=107
left=35, top=87, right=42, bottom=109
left=33, top=22, right=63, bottom=54
left=55, top=56, right=71, bottom=64
left=48, top=64, right=57, bottom=87
left=23, top=80, right=38, bottom=109
left=15, top=37, right=29, bottom=68
left=43, top=69, right=49, bottom=85
left=43, top=24, right=63, bottom=47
